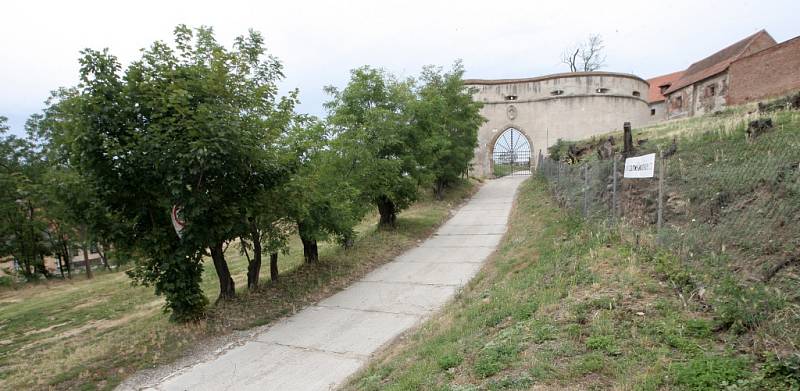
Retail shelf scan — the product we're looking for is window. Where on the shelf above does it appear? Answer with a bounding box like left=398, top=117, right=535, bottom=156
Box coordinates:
left=659, top=84, right=671, bottom=94
left=550, top=90, right=564, bottom=96
left=596, top=88, right=609, bottom=93
left=632, top=91, right=641, bottom=97
left=505, top=95, right=518, bottom=101
left=705, top=84, right=716, bottom=97
left=674, top=96, right=683, bottom=108
left=651, top=108, right=656, bottom=116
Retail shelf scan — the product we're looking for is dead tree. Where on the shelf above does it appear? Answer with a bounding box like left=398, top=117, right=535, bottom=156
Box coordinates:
left=561, top=34, right=607, bottom=72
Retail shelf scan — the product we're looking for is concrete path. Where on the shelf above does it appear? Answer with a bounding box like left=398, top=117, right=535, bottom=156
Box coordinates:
left=137, top=176, right=527, bottom=391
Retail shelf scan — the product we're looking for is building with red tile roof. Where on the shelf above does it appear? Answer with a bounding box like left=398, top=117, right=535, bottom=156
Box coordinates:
left=664, top=30, right=777, bottom=118
left=646, top=71, right=684, bottom=122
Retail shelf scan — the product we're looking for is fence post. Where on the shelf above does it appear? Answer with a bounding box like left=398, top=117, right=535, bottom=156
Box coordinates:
left=612, top=155, right=618, bottom=222
left=657, top=150, right=665, bottom=239
left=583, top=164, right=589, bottom=218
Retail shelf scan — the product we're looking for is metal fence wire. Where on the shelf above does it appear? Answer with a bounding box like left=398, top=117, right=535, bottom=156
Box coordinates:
left=537, top=129, right=800, bottom=280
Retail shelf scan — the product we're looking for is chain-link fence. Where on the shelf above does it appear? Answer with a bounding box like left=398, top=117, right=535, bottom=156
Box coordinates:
left=536, top=123, right=800, bottom=282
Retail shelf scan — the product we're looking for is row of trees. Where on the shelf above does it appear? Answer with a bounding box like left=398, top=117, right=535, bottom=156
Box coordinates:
left=1, top=113, right=116, bottom=281
left=0, top=25, right=484, bottom=321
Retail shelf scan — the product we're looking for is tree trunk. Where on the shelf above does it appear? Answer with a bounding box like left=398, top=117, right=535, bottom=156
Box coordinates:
left=97, top=243, right=111, bottom=271
left=377, top=195, right=397, bottom=228
left=246, top=227, right=262, bottom=290
left=300, top=235, right=319, bottom=264
left=270, top=252, right=279, bottom=282
left=35, top=255, right=51, bottom=278
left=81, top=243, right=93, bottom=279
left=210, top=242, right=236, bottom=301
left=62, top=241, right=72, bottom=279
left=434, top=179, right=446, bottom=201
left=56, top=253, right=65, bottom=279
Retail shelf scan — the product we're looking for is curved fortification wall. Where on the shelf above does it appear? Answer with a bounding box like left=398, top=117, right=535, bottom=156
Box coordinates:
left=465, top=72, right=651, bottom=177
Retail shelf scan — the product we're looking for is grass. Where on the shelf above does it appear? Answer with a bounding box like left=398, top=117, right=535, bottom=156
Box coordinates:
left=346, top=174, right=799, bottom=390
left=0, top=180, right=477, bottom=390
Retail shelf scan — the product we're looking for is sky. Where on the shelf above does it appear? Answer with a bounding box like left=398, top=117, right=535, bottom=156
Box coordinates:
left=1, top=0, right=798, bottom=135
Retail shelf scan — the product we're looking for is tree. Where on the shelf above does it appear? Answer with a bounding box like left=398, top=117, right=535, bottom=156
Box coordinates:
left=325, top=67, right=421, bottom=227
left=0, top=116, right=53, bottom=279
left=281, top=119, right=365, bottom=263
left=50, top=25, right=296, bottom=321
left=561, top=34, right=606, bottom=72
left=413, top=61, right=484, bottom=199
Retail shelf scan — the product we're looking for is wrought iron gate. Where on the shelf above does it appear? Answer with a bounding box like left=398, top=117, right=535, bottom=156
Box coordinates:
left=492, top=128, right=531, bottom=177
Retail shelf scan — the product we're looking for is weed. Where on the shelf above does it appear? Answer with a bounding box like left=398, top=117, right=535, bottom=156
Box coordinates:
left=670, top=354, right=751, bottom=390
left=437, top=352, right=463, bottom=371
left=586, top=335, right=619, bottom=356
left=474, top=341, right=519, bottom=378
left=712, top=278, right=785, bottom=333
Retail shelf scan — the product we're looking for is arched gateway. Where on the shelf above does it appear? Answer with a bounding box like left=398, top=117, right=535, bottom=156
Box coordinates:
left=464, top=71, right=652, bottom=178
left=491, top=127, right=531, bottom=177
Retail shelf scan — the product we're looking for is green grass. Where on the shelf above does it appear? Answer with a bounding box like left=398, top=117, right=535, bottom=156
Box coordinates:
left=0, top=181, right=477, bottom=390
left=346, top=175, right=798, bottom=390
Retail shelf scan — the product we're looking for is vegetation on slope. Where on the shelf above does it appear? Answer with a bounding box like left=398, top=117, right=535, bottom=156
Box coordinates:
left=0, top=181, right=475, bottom=391
left=348, top=104, right=800, bottom=390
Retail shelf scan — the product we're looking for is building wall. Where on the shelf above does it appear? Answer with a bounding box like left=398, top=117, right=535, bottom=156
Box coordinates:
left=728, top=36, right=800, bottom=105
left=665, top=84, right=694, bottom=119
left=466, top=72, right=650, bottom=177
left=664, top=72, right=729, bottom=119
left=692, top=72, right=730, bottom=116
left=649, top=101, right=667, bottom=122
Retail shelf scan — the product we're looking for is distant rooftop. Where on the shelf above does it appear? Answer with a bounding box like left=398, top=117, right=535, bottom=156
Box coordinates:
left=646, top=71, right=684, bottom=103
left=664, top=30, right=776, bottom=95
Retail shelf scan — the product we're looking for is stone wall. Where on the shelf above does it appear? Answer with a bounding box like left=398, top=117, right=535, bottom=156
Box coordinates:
left=465, top=72, right=650, bottom=177
left=728, top=36, right=800, bottom=105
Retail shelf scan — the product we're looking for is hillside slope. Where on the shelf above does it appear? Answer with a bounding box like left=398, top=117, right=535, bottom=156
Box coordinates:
left=347, top=104, right=800, bottom=390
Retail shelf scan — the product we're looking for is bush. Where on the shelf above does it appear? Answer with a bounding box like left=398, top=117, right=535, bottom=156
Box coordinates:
left=547, top=138, right=577, bottom=162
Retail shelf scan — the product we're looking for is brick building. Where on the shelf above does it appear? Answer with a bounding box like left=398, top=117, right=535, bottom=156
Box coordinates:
left=663, top=30, right=777, bottom=119
left=727, top=35, right=800, bottom=105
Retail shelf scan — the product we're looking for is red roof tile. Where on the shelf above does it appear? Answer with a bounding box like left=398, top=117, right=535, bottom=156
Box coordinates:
left=664, top=30, right=776, bottom=95
left=646, top=71, right=684, bottom=103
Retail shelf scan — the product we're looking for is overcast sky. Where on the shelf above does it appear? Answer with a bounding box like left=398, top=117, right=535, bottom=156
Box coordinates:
left=2, top=0, right=798, bottom=134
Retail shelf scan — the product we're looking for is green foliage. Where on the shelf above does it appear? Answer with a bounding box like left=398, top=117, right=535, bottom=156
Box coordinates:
left=325, top=66, right=421, bottom=226
left=712, top=278, right=785, bottom=334
left=670, top=354, right=751, bottom=390
left=474, top=341, right=518, bottom=378
left=0, top=116, right=53, bottom=279
left=412, top=61, right=484, bottom=197
left=585, top=335, right=618, bottom=355
left=437, top=352, right=463, bottom=371
left=50, top=25, right=297, bottom=320
left=0, top=275, right=14, bottom=287
left=547, top=138, right=576, bottom=162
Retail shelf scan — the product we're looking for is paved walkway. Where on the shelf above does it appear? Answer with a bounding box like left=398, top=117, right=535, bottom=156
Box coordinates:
left=137, top=176, right=527, bottom=391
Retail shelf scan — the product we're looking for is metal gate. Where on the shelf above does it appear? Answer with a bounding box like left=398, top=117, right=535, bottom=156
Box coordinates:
left=492, top=128, right=531, bottom=177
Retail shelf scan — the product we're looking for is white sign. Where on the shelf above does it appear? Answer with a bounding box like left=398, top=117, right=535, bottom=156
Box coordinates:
left=624, top=153, right=656, bottom=178
left=171, top=205, right=186, bottom=239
